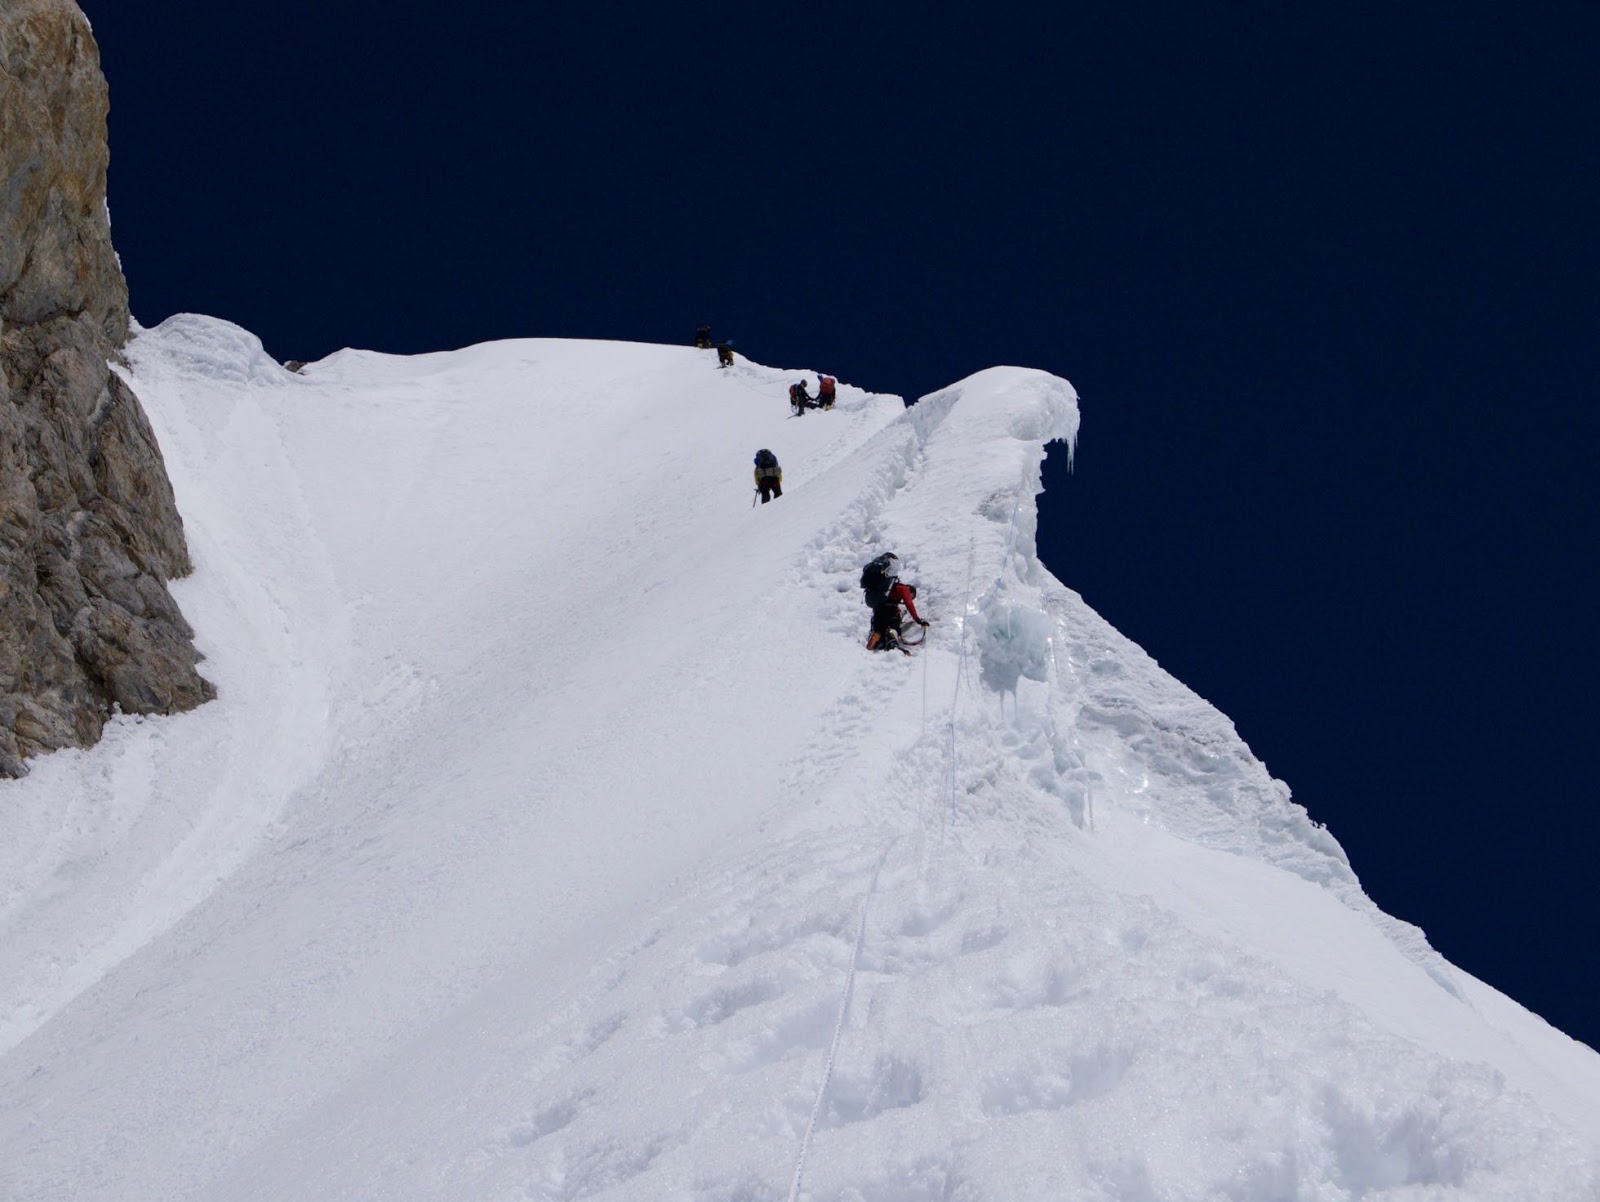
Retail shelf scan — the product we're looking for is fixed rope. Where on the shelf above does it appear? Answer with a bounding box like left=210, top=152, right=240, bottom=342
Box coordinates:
left=947, top=540, right=977, bottom=827
left=786, top=841, right=895, bottom=1202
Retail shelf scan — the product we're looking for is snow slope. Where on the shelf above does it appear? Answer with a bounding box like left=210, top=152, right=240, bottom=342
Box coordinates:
left=2, top=316, right=1597, bottom=1201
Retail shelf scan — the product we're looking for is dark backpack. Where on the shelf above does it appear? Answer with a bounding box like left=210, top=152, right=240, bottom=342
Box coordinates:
left=859, top=556, right=895, bottom=608
left=754, top=449, right=777, bottom=469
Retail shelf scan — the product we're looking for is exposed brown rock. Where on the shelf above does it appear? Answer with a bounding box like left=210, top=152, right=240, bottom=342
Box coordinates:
left=1, top=0, right=212, bottom=776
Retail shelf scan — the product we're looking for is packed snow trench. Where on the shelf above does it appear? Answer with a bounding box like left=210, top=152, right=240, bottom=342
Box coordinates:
left=3, top=316, right=1598, bottom=1201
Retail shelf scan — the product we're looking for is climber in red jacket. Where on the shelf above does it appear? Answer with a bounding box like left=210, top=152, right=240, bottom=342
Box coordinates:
left=861, top=552, right=928, bottom=651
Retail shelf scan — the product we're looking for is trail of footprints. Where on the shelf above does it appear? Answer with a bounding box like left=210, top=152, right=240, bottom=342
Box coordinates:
left=482, top=518, right=1127, bottom=1196
left=481, top=832, right=1140, bottom=1202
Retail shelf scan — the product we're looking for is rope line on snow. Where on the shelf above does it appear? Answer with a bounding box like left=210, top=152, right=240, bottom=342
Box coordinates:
left=999, top=481, right=1025, bottom=585
left=946, top=470, right=1032, bottom=828
left=786, top=840, right=895, bottom=1202
left=787, top=468, right=1048, bottom=1193
left=787, top=471, right=1054, bottom=1195
left=1000, top=484, right=1024, bottom=652
left=948, top=539, right=977, bottom=828
left=921, top=617, right=930, bottom=736
left=726, top=373, right=782, bottom=401
left=1044, top=618, right=1094, bottom=835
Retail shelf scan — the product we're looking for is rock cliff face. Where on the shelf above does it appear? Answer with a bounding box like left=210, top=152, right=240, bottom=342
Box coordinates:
left=1, top=0, right=212, bottom=776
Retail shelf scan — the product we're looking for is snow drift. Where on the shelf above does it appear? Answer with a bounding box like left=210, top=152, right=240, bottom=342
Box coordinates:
left=2, top=317, right=1597, bottom=1201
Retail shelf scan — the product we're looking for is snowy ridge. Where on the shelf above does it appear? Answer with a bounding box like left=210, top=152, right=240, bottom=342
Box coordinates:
left=1, top=317, right=1597, bottom=1201
left=1041, top=563, right=1466, bottom=994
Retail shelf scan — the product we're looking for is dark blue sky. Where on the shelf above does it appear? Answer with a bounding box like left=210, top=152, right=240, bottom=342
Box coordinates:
left=80, top=3, right=1599, bottom=1049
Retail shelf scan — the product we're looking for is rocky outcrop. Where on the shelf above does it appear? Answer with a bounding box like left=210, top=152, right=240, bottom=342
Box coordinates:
left=1, top=0, right=212, bottom=776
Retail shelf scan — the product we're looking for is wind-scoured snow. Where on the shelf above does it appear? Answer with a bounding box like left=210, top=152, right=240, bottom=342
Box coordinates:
left=1, top=316, right=1597, bottom=1201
